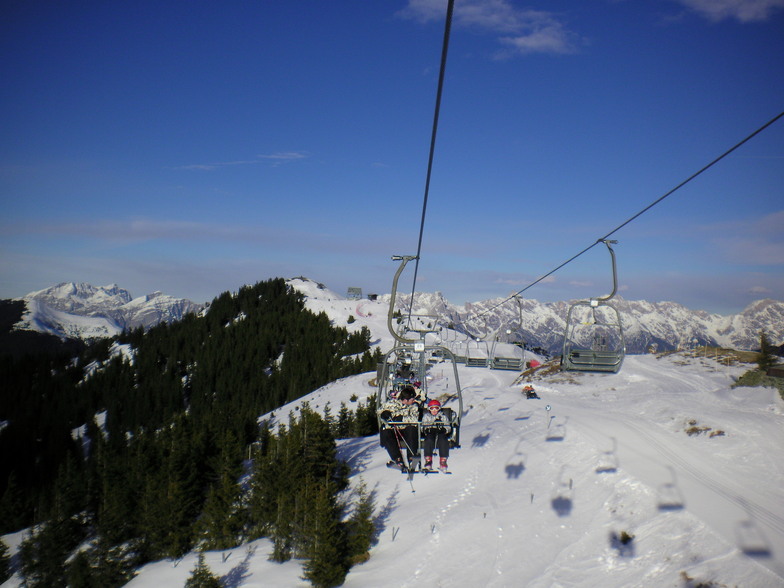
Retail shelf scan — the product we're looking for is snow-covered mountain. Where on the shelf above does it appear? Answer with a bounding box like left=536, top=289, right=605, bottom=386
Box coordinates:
left=380, top=291, right=784, bottom=355
left=3, top=277, right=783, bottom=587
left=8, top=277, right=770, bottom=588
left=14, top=282, right=204, bottom=340
left=9, top=279, right=782, bottom=353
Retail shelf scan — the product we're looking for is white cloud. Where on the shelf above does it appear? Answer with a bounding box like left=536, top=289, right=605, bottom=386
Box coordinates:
left=399, top=0, right=579, bottom=55
left=673, top=0, right=784, bottom=22
left=569, top=280, right=594, bottom=288
left=749, top=285, right=773, bottom=295
left=707, top=210, right=784, bottom=266
left=174, top=151, right=309, bottom=171
left=498, top=25, right=577, bottom=56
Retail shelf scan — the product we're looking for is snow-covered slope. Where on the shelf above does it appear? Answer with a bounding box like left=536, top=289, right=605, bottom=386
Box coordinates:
left=107, top=354, right=784, bottom=588
left=113, top=282, right=784, bottom=586
left=14, top=282, right=204, bottom=339
left=3, top=278, right=783, bottom=587
left=15, top=299, right=121, bottom=340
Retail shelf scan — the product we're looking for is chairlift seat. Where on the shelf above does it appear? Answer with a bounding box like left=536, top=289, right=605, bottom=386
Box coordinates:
left=560, top=239, right=626, bottom=374
left=562, top=348, right=624, bottom=373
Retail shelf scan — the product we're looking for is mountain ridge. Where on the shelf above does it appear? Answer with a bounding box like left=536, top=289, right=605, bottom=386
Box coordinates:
left=12, top=282, right=205, bottom=340
left=7, top=279, right=783, bottom=353
left=375, top=289, right=783, bottom=355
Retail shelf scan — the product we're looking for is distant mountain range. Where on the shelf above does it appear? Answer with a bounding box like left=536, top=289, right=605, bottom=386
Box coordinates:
left=378, top=291, right=784, bottom=355
left=7, top=280, right=783, bottom=354
left=12, top=282, right=204, bottom=340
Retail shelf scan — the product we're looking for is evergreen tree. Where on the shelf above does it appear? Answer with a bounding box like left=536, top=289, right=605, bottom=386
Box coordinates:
left=757, top=331, right=777, bottom=372
left=352, top=397, right=379, bottom=437
left=18, top=515, right=83, bottom=588
left=197, top=431, right=243, bottom=550
left=0, top=471, right=27, bottom=534
left=66, top=551, right=97, bottom=587
left=87, top=536, right=138, bottom=587
left=269, top=496, right=295, bottom=563
left=0, top=539, right=10, bottom=584
left=345, top=477, right=376, bottom=564
left=335, top=403, right=354, bottom=439
left=301, top=480, right=349, bottom=588
left=185, top=552, right=221, bottom=588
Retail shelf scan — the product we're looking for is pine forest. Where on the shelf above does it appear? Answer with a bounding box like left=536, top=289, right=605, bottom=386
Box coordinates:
left=0, top=278, right=382, bottom=587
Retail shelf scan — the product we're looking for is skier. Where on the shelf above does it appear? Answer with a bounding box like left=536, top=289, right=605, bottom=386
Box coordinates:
left=378, top=386, right=421, bottom=469
left=523, top=385, right=540, bottom=399
left=421, top=399, right=452, bottom=472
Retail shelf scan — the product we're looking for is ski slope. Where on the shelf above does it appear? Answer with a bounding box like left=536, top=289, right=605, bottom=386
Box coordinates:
left=114, top=352, right=784, bottom=587
left=3, top=279, right=782, bottom=587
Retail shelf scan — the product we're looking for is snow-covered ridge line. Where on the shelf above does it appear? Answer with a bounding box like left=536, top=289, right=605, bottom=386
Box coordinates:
left=14, top=282, right=204, bottom=340
left=290, top=278, right=783, bottom=354
left=11, top=278, right=783, bottom=351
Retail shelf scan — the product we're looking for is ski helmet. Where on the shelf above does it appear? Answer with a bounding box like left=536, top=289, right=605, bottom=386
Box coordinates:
left=427, top=399, right=441, bottom=409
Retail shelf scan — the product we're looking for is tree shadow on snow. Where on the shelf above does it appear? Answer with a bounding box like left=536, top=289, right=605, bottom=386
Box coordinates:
left=373, top=486, right=400, bottom=541
left=551, top=495, right=572, bottom=517
left=337, top=437, right=378, bottom=473
left=221, top=544, right=256, bottom=588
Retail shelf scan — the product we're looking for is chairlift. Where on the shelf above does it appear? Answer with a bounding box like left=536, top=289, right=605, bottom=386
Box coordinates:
left=489, top=295, right=526, bottom=371
left=377, top=255, right=464, bottom=468
left=561, top=240, right=626, bottom=373
left=465, top=338, right=489, bottom=367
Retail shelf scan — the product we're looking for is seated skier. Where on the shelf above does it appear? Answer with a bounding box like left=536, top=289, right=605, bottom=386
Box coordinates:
left=523, top=385, right=540, bottom=399
left=378, top=386, right=421, bottom=469
left=421, top=399, right=452, bottom=472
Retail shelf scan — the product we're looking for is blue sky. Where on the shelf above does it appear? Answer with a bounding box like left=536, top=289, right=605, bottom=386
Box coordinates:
left=1, top=0, right=783, bottom=314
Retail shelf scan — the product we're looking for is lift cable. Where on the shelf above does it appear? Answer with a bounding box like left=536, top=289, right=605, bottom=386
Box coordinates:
left=405, top=0, right=455, bottom=323
left=472, top=109, right=784, bottom=321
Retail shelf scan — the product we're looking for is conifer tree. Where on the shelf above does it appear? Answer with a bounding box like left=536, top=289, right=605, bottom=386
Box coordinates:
left=335, top=403, right=354, bottom=439
left=0, top=471, right=27, bottom=534
left=0, top=539, right=10, bottom=584
left=94, top=440, right=136, bottom=547
left=301, top=480, right=349, bottom=588
left=757, top=331, right=777, bottom=372
left=352, top=397, right=379, bottom=437
left=185, top=552, right=221, bottom=588
left=18, top=515, right=83, bottom=587
left=88, top=535, right=138, bottom=587
left=269, top=497, right=295, bottom=563
left=345, top=477, right=376, bottom=564
left=197, top=431, right=243, bottom=550
left=65, top=540, right=137, bottom=588
left=66, top=551, right=96, bottom=587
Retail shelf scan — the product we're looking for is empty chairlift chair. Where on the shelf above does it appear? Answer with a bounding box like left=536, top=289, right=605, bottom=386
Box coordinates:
left=561, top=240, right=626, bottom=373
